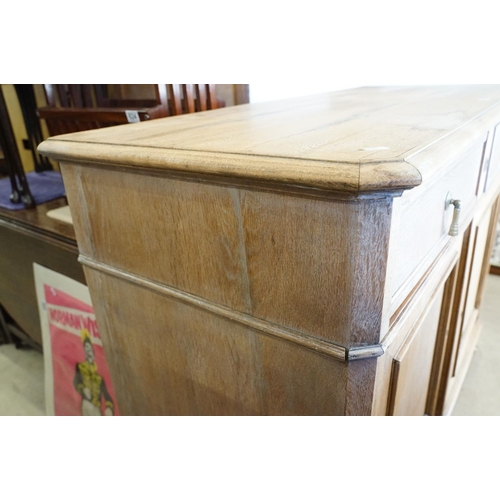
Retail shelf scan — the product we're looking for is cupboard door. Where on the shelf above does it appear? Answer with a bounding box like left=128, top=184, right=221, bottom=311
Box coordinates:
left=437, top=196, right=500, bottom=415
left=455, top=210, right=492, bottom=360
left=388, top=285, right=445, bottom=416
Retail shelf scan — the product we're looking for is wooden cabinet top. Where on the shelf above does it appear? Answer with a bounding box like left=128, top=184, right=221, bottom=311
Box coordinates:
left=39, top=85, right=500, bottom=197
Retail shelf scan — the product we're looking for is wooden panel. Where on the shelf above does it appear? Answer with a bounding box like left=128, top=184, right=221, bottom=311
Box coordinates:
left=452, top=202, right=496, bottom=381
left=345, top=357, right=378, bottom=415
left=425, top=264, right=460, bottom=416
left=432, top=199, right=499, bottom=415
left=240, top=192, right=393, bottom=345
left=388, top=285, right=444, bottom=416
left=460, top=210, right=492, bottom=338
left=429, top=225, right=474, bottom=416
left=372, top=236, right=460, bottom=416
left=57, top=164, right=92, bottom=256
left=67, top=164, right=251, bottom=313
left=61, top=164, right=393, bottom=346
left=443, top=310, right=482, bottom=416
left=84, top=269, right=348, bottom=416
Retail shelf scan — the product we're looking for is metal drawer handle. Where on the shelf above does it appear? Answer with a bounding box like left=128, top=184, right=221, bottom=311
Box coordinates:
left=446, top=196, right=461, bottom=237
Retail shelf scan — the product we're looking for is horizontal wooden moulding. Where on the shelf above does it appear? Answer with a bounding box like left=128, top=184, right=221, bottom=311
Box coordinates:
left=79, top=255, right=389, bottom=362
left=39, top=140, right=422, bottom=196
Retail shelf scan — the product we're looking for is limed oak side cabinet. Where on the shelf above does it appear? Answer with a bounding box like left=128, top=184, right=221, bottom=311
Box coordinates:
left=39, top=86, right=500, bottom=416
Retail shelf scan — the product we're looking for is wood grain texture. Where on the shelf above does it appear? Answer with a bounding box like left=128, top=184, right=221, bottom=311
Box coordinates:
left=65, top=163, right=253, bottom=312
left=429, top=197, right=499, bottom=416
left=79, top=255, right=348, bottom=360
left=37, top=86, right=500, bottom=415
left=425, top=265, right=459, bottom=416
left=387, top=285, right=444, bottom=416
left=240, top=192, right=393, bottom=345
left=43, top=141, right=368, bottom=196
left=61, top=163, right=393, bottom=347
left=371, top=238, right=460, bottom=415
left=458, top=213, right=492, bottom=346
left=40, top=86, right=500, bottom=196
left=84, top=269, right=348, bottom=416
left=450, top=204, right=495, bottom=384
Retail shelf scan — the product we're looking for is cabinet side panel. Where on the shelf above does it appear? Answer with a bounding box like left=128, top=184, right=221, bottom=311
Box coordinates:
left=84, top=268, right=347, bottom=415
left=67, top=164, right=251, bottom=313
left=345, top=358, right=377, bottom=416
left=258, top=335, right=347, bottom=416
left=60, top=163, right=94, bottom=257
left=63, top=163, right=392, bottom=347
left=350, top=199, right=393, bottom=345
left=241, top=191, right=392, bottom=345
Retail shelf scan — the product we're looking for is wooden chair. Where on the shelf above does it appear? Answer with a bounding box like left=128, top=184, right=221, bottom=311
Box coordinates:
left=38, top=84, right=224, bottom=137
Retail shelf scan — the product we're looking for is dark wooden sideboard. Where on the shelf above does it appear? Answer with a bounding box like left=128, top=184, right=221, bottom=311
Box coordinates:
left=39, top=86, right=500, bottom=415
left=0, top=198, right=85, bottom=348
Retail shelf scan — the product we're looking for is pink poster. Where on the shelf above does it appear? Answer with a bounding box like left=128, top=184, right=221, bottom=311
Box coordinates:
left=34, top=264, right=119, bottom=416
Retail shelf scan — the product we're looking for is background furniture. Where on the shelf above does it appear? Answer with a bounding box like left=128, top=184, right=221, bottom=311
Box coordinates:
left=39, top=86, right=500, bottom=415
left=0, top=84, right=246, bottom=350
left=38, top=84, right=225, bottom=136
left=0, top=198, right=85, bottom=349
left=0, top=86, right=34, bottom=207
left=14, top=85, right=53, bottom=172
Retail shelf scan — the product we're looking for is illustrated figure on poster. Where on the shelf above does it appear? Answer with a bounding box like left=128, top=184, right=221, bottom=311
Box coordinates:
left=73, top=329, right=114, bottom=416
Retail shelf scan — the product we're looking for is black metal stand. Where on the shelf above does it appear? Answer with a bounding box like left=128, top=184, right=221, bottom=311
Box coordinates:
left=0, top=85, right=34, bottom=208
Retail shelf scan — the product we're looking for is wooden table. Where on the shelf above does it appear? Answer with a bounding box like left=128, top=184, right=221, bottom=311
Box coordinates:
left=0, top=198, right=85, bottom=348
left=39, top=86, right=500, bottom=415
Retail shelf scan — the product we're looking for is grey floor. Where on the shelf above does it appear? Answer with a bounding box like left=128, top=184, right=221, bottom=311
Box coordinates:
left=0, top=343, right=45, bottom=415
left=0, top=275, right=499, bottom=416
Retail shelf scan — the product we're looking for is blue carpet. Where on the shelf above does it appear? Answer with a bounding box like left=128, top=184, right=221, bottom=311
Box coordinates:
left=0, top=171, right=65, bottom=210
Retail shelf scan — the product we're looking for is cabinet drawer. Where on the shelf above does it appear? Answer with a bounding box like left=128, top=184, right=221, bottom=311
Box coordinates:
left=391, top=138, right=484, bottom=307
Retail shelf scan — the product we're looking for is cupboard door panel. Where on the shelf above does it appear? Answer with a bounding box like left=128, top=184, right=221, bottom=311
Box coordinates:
left=388, top=285, right=444, bottom=416
left=438, top=196, right=500, bottom=415
left=455, top=210, right=492, bottom=365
